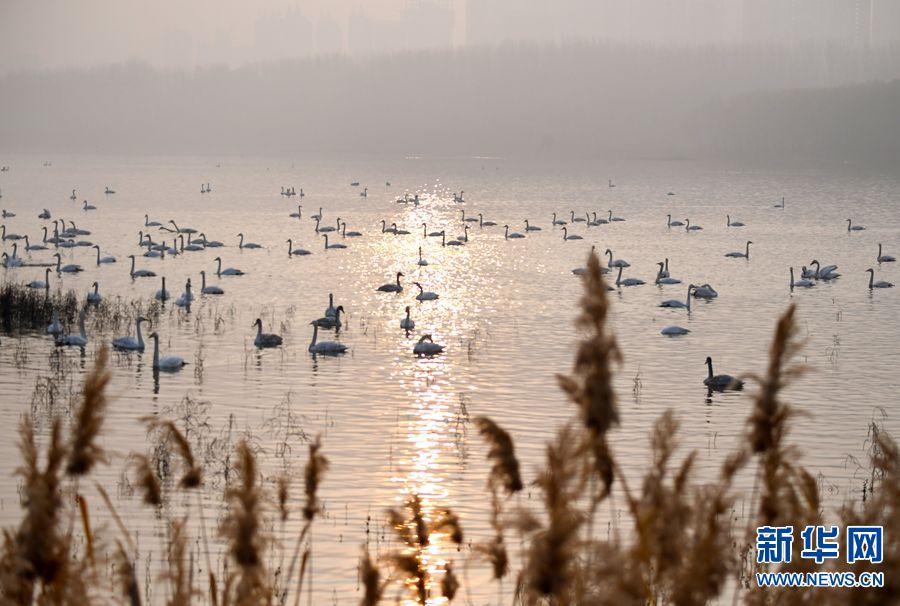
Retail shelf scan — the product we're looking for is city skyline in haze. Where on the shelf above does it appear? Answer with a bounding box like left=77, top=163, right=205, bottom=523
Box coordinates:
left=1, top=0, right=898, bottom=74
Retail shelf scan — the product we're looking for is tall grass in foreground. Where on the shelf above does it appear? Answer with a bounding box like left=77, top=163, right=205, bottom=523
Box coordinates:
left=1, top=250, right=898, bottom=604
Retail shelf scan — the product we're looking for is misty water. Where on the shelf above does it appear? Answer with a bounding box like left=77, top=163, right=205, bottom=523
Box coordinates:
left=1, top=154, right=898, bottom=603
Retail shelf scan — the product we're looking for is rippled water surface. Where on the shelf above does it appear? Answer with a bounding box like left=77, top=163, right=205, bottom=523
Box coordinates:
left=1, top=155, right=898, bottom=603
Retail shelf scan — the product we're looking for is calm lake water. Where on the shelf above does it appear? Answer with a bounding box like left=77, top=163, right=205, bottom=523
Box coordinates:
left=1, top=154, right=898, bottom=603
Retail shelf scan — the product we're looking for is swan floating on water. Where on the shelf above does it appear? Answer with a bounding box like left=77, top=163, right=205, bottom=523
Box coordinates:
left=199, top=270, right=224, bottom=294
left=704, top=356, right=744, bottom=391
left=286, top=239, right=311, bottom=257
left=726, top=215, right=745, bottom=227
left=325, top=294, right=337, bottom=319
left=215, top=257, right=244, bottom=276
left=504, top=225, right=525, bottom=239
left=660, top=284, right=695, bottom=310
left=314, top=306, right=344, bottom=329
left=128, top=255, right=156, bottom=278
left=685, top=219, right=702, bottom=231
left=253, top=318, right=283, bottom=347
left=47, top=309, right=63, bottom=335
left=377, top=272, right=404, bottom=292
left=665, top=214, right=684, bottom=228
left=661, top=325, right=690, bottom=336
left=238, top=233, right=262, bottom=249
left=789, top=267, right=814, bottom=290
left=113, top=317, right=149, bottom=351
left=414, top=282, right=439, bottom=301
left=308, top=322, right=347, bottom=355
left=53, top=253, right=83, bottom=273
left=155, top=276, right=171, bottom=302
left=615, top=265, right=644, bottom=287
left=55, top=310, right=88, bottom=347
left=561, top=227, right=583, bottom=241
left=605, top=248, right=629, bottom=268
left=149, top=332, right=187, bottom=371
left=413, top=334, right=444, bottom=356
left=83, top=200, right=96, bottom=211
left=417, top=247, right=429, bottom=266
left=86, top=281, right=102, bottom=304
left=692, top=284, right=718, bottom=299
left=847, top=219, right=865, bottom=232
left=28, top=268, right=52, bottom=290
left=400, top=306, right=415, bottom=330
left=175, top=278, right=194, bottom=307
left=725, top=241, right=752, bottom=259
left=323, top=234, right=347, bottom=249
left=524, top=220, right=541, bottom=232
left=877, top=244, right=895, bottom=263
left=866, top=268, right=893, bottom=289
left=479, top=214, right=497, bottom=227
left=655, top=262, right=681, bottom=285
left=94, top=245, right=116, bottom=264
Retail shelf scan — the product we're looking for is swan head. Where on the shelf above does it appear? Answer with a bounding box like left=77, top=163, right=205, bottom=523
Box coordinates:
left=336, top=305, right=345, bottom=313
left=397, top=272, right=405, bottom=278
left=215, top=256, right=222, bottom=262
left=253, top=318, right=262, bottom=327
left=138, top=316, right=149, bottom=324
left=149, top=331, right=158, bottom=340
left=705, top=356, right=712, bottom=365
left=92, top=281, right=98, bottom=288
left=405, top=306, right=411, bottom=313
left=93, top=244, right=99, bottom=249
left=866, top=268, right=874, bottom=274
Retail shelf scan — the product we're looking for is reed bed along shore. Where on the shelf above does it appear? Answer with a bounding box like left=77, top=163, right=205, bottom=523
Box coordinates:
left=1, top=251, right=896, bottom=605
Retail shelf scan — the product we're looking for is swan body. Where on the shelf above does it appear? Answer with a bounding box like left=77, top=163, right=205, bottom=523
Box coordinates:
left=128, top=255, right=156, bottom=278
left=238, top=233, right=262, bottom=249
left=704, top=356, right=744, bottom=390
left=417, top=247, right=429, bottom=266
left=315, top=217, right=336, bottom=233
left=325, top=294, right=337, bottom=318
left=289, top=205, right=302, bottom=218
left=47, top=309, right=64, bottom=335
left=314, top=306, right=344, bottom=329
left=55, top=311, right=88, bottom=347
left=661, top=326, right=690, bottom=336
left=112, top=317, right=149, bottom=351
left=28, top=268, right=52, bottom=290
left=253, top=318, right=283, bottom=347
left=400, top=306, right=415, bottom=330
left=726, top=215, right=745, bottom=227
left=479, top=214, right=497, bottom=227
left=215, top=257, right=244, bottom=276
left=155, top=277, right=171, bottom=301
left=562, top=227, right=583, bottom=241
left=685, top=219, right=702, bottom=231
left=605, top=248, right=630, bottom=268
left=175, top=278, right=194, bottom=307
left=169, top=220, right=197, bottom=234
left=504, top=225, right=525, bottom=239
left=571, top=211, right=586, bottom=223
left=323, top=234, right=347, bottom=249
left=286, top=239, right=312, bottom=256
left=811, top=260, right=840, bottom=280
left=199, top=270, right=224, bottom=295
left=847, top=219, right=865, bottom=232
left=725, top=241, right=752, bottom=258
left=423, top=223, right=444, bottom=238
left=105, top=187, right=115, bottom=194
left=655, top=261, right=681, bottom=284
left=94, top=245, right=116, bottom=264
left=144, top=214, right=162, bottom=227
left=414, top=282, right=439, bottom=301
left=197, top=233, right=223, bottom=247
left=789, top=267, right=814, bottom=289
left=149, top=332, right=187, bottom=371
left=1, top=225, right=23, bottom=240
left=341, top=222, right=362, bottom=237
left=86, top=281, right=102, bottom=304
left=53, top=253, right=83, bottom=273
left=692, top=284, right=718, bottom=299
left=461, top=209, right=478, bottom=223
left=660, top=284, right=695, bottom=309
left=83, top=200, right=96, bottom=211
left=413, top=334, right=444, bottom=355
left=877, top=244, right=895, bottom=263
left=615, top=265, right=645, bottom=287
left=524, top=220, right=541, bottom=231
left=608, top=210, right=625, bottom=222
left=866, top=268, right=893, bottom=289
left=377, top=272, right=404, bottom=292
left=39, top=209, right=51, bottom=220
left=391, top=223, right=410, bottom=235
left=308, top=322, right=347, bottom=354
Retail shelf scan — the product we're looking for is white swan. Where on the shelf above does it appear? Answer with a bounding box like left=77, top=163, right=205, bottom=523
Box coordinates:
left=113, top=317, right=149, bottom=351
left=28, top=268, right=52, bottom=290
left=655, top=261, right=681, bottom=284
left=524, top=220, right=541, bottom=232
left=661, top=325, right=690, bottom=336
left=83, top=200, right=96, bottom=211
left=725, top=241, right=752, bottom=259
left=311, top=207, right=323, bottom=220
left=175, top=278, right=194, bottom=307
left=692, top=284, right=718, bottom=299
left=400, top=306, right=415, bottom=330
left=847, top=219, right=865, bottom=232
left=571, top=211, right=586, bottom=223
left=287, top=239, right=312, bottom=257
left=877, top=244, right=896, bottom=263
left=70, top=189, right=77, bottom=200
left=215, top=257, right=244, bottom=276
left=414, top=282, right=439, bottom=301
left=2, top=209, right=15, bottom=218
left=323, top=234, right=347, bottom=249
left=423, top=223, right=444, bottom=238
left=561, top=227, right=583, bottom=241
left=391, top=223, right=410, bottom=235
left=55, top=310, right=88, bottom=347
left=169, top=220, right=198, bottom=235
left=199, top=270, right=224, bottom=295
left=1, top=225, right=23, bottom=240
left=360, top=187, right=368, bottom=197
left=685, top=219, right=702, bottom=231
left=314, top=306, right=344, bottom=329
left=660, top=284, right=695, bottom=309
left=704, top=356, right=744, bottom=390
left=479, top=214, right=497, bottom=227
left=325, top=294, right=337, bottom=318
left=38, top=209, right=51, bottom=220
left=315, top=217, right=337, bottom=233
left=53, top=253, right=83, bottom=273
left=789, top=267, right=814, bottom=289
left=866, top=268, right=894, bottom=289
left=86, top=281, right=102, bottom=304
left=615, top=265, right=645, bottom=287
left=128, top=255, right=156, bottom=278
left=149, top=332, right=187, bottom=371
left=605, top=248, right=630, bottom=268
left=47, top=309, right=63, bottom=335
left=593, top=212, right=609, bottom=225
left=417, top=247, right=429, bottom=266
left=198, top=233, right=223, bottom=247
left=289, top=205, right=302, bottom=219
left=726, top=215, right=745, bottom=227
left=413, top=334, right=444, bottom=356
left=155, top=277, right=171, bottom=301
left=504, top=225, right=525, bottom=239
left=104, top=187, right=115, bottom=194
left=238, top=233, right=262, bottom=249
left=341, top=222, right=362, bottom=237
left=308, top=322, right=348, bottom=355
left=774, top=197, right=785, bottom=208
left=144, top=214, right=162, bottom=227
left=253, top=318, right=283, bottom=347
left=181, top=234, right=204, bottom=252
left=377, top=272, right=404, bottom=292
left=3, top=243, right=22, bottom=267
left=94, top=245, right=116, bottom=264
left=461, top=209, right=478, bottom=223
left=608, top=210, right=625, bottom=222
left=811, top=260, right=840, bottom=280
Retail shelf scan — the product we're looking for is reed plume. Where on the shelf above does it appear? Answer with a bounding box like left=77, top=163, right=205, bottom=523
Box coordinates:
left=359, top=548, right=384, bottom=606
left=474, top=416, right=523, bottom=494
left=66, top=345, right=111, bottom=476
left=302, top=436, right=328, bottom=522
left=132, top=454, right=162, bottom=507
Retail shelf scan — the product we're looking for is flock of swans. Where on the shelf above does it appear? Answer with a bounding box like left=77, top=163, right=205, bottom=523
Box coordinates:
left=0, top=177, right=896, bottom=390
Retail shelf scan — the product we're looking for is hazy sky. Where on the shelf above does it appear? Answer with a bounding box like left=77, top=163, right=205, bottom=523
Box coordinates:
left=1, top=0, right=898, bottom=73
